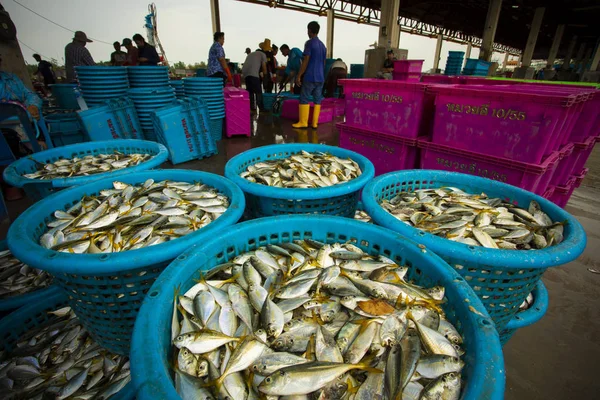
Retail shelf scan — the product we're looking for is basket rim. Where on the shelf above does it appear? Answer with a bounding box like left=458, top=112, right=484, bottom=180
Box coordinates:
left=504, top=280, right=549, bottom=331
left=3, top=140, right=169, bottom=189
left=130, top=215, right=504, bottom=400
left=6, top=169, right=245, bottom=275
left=224, top=144, right=375, bottom=200
left=361, top=170, right=587, bottom=269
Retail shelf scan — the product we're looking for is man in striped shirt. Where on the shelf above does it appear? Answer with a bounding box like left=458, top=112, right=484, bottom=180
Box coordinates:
left=65, top=31, right=95, bottom=82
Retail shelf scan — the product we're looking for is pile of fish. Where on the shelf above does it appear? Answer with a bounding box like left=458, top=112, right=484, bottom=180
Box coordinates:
left=379, top=187, right=564, bottom=250
left=354, top=209, right=372, bottom=224
left=23, top=152, right=153, bottom=180
left=39, top=179, right=229, bottom=254
left=0, top=306, right=130, bottom=399
left=240, top=151, right=362, bottom=188
left=171, top=240, right=466, bottom=399
left=0, top=249, right=52, bottom=300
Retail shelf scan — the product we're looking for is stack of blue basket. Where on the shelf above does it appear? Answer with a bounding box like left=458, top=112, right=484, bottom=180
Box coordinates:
left=75, top=66, right=129, bottom=108
left=462, top=58, right=492, bottom=76
left=128, top=66, right=170, bottom=88
left=169, top=80, right=185, bottom=98
left=349, top=64, right=364, bottom=78
left=444, top=51, right=464, bottom=75
left=127, top=87, right=176, bottom=142
left=183, top=77, right=225, bottom=141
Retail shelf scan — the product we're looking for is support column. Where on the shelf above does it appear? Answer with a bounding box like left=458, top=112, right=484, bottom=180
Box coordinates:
left=502, top=52, right=509, bottom=70
left=433, top=34, right=443, bottom=72
left=480, top=0, right=502, bottom=61
left=378, top=0, right=401, bottom=48
left=210, top=0, right=221, bottom=33
left=546, top=24, right=564, bottom=68
left=464, top=42, right=472, bottom=69
left=521, top=7, right=545, bottom=67
left=561, top=36, right=577, bottom=70
left=326, top=9, right=334, bottom=58
left=589, top=40, right=600, bottom=71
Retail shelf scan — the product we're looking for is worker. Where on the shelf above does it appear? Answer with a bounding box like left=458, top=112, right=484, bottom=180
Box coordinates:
left=110, top=41, right=127, bottom=66
left=377, top=50, right=395, bottom=79
left=32, top=54, right=55, bottom=90
left=245, top=48, right=251, bottom=56
left=279, top=44, right=303, bottom=94
left=324, top=58, right=348, bottom=98
left=259, top=39, right=275, bottom=93
left=242, top=49, right=267, bottom=112
left=133, top=34, right=160, bottom=66
left=65, top=31, right=95, bottom=82
left=207, top=32, right=232, bottom=86
left=293, top=21, right=327, bottom=129
left=121, top=38, right=139, bottom=66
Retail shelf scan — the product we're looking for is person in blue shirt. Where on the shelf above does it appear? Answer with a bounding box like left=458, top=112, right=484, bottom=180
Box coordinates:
left=279, top=44, right=303, bottom=94
left=207, top=32, right=232, bottom=87
left=293, top=21, right=327, bottom=129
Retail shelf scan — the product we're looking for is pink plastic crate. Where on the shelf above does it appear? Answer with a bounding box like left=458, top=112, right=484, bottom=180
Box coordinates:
left=392, top=72, right=421, bottom=82
left=418, top=138, right=560, bottom=194
left=542, top=185, right=555, bottom=200
left=550, top=143, right=575, bottom=186
left=428, top=85, right=577, bottom=164
left=224, top=87, right=251, bottom=137
left=572, top=91, right=600, bottom=142
left=549, top=177, right=577, bottom=208
left=338, top=79, right=430, bottom=139
left=574, top=168, right=589, bottom=188
left=338, top=123, right=418, bottom=176
left=280, top=99, right=334, bottom=123
left=394, top=60, right=424, bottom=73
left=572, top=135, right=598, bottom=173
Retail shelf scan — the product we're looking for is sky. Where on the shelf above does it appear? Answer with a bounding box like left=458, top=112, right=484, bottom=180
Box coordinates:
left=4, top=0, right=513, bottom=71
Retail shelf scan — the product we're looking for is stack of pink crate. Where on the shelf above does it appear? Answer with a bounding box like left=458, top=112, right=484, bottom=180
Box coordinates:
left=224, top=87, right=251, bottom=137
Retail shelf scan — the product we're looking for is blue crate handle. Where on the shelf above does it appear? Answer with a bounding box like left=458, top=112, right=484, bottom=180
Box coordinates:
left=131, top=215, right=505, bottom=400
left=7, top=169, right=245, bottom=275
left=3, top=139, right=169, bottom=190
left=362, top=170, right=586, bottom=269
left=224, top=144, right=375, bottom=201
left=504, top=280, right=549, bottom=332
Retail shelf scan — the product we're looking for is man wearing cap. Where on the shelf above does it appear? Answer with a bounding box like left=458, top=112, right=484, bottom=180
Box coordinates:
left=133, top=34, right=160, bottom=66
left=65, top=31, right=95, bottom=82
left=207, top=32, right=232, bottom=86
left=121, top=38, right=139, bottom=66
left=110, top=41, right=127, bottom=66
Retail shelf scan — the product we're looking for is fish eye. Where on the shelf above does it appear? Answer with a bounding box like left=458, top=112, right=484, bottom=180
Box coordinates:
left=265, top=377, right=271, bottom=383
left=176, top=335, right=183, bottom=341
left=262, top=365, right=267, bottom=371
left=289, top=339, right=294, bottom=344
left=452, top=357, right=459, bottom=362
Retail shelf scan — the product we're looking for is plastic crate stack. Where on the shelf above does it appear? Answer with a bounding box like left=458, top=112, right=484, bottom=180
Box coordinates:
left=462, top=58, right=492, bottom=76
left=183, top=77, right=225, bottom=141
left=444, top=51, right=464, bottom=75
left=75, top=66, right=129, bottom=108
left=169, top=80, right=185, bottom=98
left=77, top=97, right=145, bottom=141
left=152, top=97, right=218, bottom=164
left=128, top=66, right=170, bottom=89
left=349, top=64, right=364, bottom=78
left=392, top=59, right=424, bottom=81
left=127, top=87, right=176, bottom=142
left=44, top=112, right=87, bottom=146
left=224, top=87, right=251, bottom=137
left=337, top=78, right=429, bottom=175
left=415, top=81, right=599, bottom=207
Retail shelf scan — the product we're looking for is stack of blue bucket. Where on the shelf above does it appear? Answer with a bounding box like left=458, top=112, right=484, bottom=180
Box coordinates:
left=445, top=51, right=465, bottom=75
left=462, top=58, right=492, bottom=76
left=128, top=66, right=170, bottom=88
left=350, top=64, right=364, bottom=78
left=169, top=80, right=185, bottom=99
left=127, top=87, right=176, bottom=142
left=75, top=66, right=129, bottom=108
left=183, top=77, right=225, bottom=141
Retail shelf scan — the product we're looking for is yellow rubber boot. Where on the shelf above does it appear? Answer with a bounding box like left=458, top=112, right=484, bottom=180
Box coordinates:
left=311, top=104, right=321, bottom=128
left=292, top=104, right=310, bottom=129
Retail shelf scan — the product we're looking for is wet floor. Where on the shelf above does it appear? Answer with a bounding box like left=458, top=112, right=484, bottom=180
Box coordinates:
left=2, top=111, right=598, bottom=399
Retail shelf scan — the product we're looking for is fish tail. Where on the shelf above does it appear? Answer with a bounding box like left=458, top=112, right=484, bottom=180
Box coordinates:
left=355, top=354, right=383, bottom=374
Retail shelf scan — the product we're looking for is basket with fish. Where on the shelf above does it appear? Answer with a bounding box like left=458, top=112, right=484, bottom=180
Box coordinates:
left=7, top=169, right=245, bottom=355
left=0, top=240, right=55, bottom=314
left=0, top=287, right=135, bottom=400
left=131, top=215, right=505, bottom=400
left=500, top=280, right=549, bottom=345
left=361, top=170, right=586, bottom=331
left=3, top=139, right=169, bottom=202
left=224, top=144, right=375, bottom=219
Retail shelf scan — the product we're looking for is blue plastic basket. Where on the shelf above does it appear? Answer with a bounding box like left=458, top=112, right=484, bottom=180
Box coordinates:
left=153, top=98, right=217, bottom=164
left=45, top=112, right=88, bottom=147
left=7, top=169, right=244, bottom=354
left=350, top=64, right=364, bottom=78
left=0, top=240, right=56, bottom=313
left=0, top=287, right=134, bottom=400
left=3, top=139, right=168, bottom=201
left=76, top=66, right=128, bottom=75
left=225, top=144, right=375, bottom=219
left=49, top=84, right=79, bottom=109
left=78, top=97, right=145, bottom=141
left=209, top=117, right=224, bottom=141
left=361, top=170, right=586, bottom=331
left=500, top=280, right=549, bottom=345
left=130, top=215, right=505, bottom=400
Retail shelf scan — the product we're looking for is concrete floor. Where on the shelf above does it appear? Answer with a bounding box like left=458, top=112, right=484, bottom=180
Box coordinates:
left=2, top=112, right=598, bottom=399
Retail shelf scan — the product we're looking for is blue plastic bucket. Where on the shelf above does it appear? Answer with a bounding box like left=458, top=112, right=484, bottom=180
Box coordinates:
left=225, top=144, right=375, bottom=219
left=3, top=139, right=168, bottom=201
left=130, top=215, right=505, bottom=400
left=7, top=169, right=245, bottom=354
left=361, top=170, right=586, bottom=330
left=49, top=84, right=79, bottom=109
